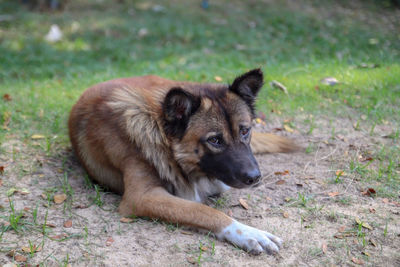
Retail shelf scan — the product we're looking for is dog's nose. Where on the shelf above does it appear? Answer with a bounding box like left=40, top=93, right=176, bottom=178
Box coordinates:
left=242, top=169, right=261, bottom=185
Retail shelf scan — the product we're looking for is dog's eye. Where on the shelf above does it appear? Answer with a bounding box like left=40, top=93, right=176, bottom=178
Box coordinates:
left=240, top=127, right=251, bottom=138
left=207, top=136, right=223, bottom=147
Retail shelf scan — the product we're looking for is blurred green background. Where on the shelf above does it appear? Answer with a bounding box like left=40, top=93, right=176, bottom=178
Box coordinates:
left=0, top=0, right=399, bottom=146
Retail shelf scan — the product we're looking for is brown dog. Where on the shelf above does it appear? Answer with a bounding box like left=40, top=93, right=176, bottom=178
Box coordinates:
left=68, top=69, right=297, bottom=254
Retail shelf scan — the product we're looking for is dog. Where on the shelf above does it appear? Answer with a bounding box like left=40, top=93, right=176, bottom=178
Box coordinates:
left=68, top=69, right=298, bottom=254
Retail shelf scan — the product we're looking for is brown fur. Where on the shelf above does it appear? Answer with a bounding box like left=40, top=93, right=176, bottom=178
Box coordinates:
left=68, top=71, right=297, bottom=235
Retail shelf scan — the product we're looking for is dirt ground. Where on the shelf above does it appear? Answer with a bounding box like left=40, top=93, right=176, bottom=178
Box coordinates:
left=0, top=115, right=399, bottom=266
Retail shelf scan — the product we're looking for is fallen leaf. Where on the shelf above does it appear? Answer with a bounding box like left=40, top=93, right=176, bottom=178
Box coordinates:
left=45, top=223, right=56, bottom=228
left=369, top=239, right=377, bottom=247
left=200, top=245, right=208, bottom=251
left=214, top=76, right=222, bottom=82
left=7, top=249, right=16, bottom=257
left=23, top=207, right=30, bottom=212
left=41, top=193, right=47, bottom=199
left=362, top=251, right=370, bottom=257
left=284, top=197, right=291, bottom=202
left=239, top=198, right=249, bottom=210
left=63, top=220, right=72, bottom=228
left=283, top=124, right=294, bottom=133
left=360, top=156, right=373, bottom=162
left=187, top=256, right=196, bottom=264
left=6, top=187, right=17, bottom=196
left=19, top=188, right=30, bottom=195
left=106, top=236, right=114, bottom=246
left=274, top=170, right=290, bottom=176
left=338, top=226, right=346, bottom=232
left=352, top=257, right=364, bottom=265
left=270, top=80, right=288, bottom=94
left=328, top=192, right=340, bottom=197
left=322, top=243, right=328, bottom=254
left=180, top=230, right=193, bottom=235
left=369, top=208, right=376, bottom=213
left=120, top=217, right=134, bottom=223
left=54, top=193, right=67, bottom=204
left=355, top=218, right=373, bottom=230
left=51, top=233, right=68, bottom=240
left=21, top=245, right=41, bottom=253
left=3, top=94, right=12, bottom=101
left=276, top=180, right=286, bottom=185
left=15, top=255, right=27, bottom=262
left=31, top=134, right=46, bottom=140
left=361, top=188, right=376, bottom=196
left=335, top=170, right=345, bottom=176
left=282, top=211, right=289, bottom=218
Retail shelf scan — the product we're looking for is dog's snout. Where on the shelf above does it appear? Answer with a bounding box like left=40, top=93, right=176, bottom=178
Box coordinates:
left=242, top=169, right=261, bottom=185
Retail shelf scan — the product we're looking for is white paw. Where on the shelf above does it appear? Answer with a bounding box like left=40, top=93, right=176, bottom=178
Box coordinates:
left=216, top=220, right=282, bottom=255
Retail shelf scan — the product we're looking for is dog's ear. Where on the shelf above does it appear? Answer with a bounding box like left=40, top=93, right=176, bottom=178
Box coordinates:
left=162, top=87, right=200, bottom=138
left=229, top=68, right=263, bottom=112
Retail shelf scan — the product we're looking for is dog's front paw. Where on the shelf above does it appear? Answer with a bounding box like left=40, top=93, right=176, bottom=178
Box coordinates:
left=216, top=220, right=282, bottom=255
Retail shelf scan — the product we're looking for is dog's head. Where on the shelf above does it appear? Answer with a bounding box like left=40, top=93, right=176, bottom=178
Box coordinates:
left=163, top=69, right=263, bottom=188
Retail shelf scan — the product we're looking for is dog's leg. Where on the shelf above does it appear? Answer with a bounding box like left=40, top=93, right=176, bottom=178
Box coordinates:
left=118, top=160, right=282, bottom=254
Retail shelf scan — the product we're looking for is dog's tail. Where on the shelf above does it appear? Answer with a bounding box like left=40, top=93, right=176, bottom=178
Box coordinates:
left=251, top=132, right=301, bottom=154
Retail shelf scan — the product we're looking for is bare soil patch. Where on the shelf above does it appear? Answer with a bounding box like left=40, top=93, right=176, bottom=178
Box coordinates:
left=1, top=115, right=399, bottom=266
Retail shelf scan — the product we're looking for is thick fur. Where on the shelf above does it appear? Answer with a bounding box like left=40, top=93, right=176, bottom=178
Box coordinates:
left=68, top=69, right=297, bottom=254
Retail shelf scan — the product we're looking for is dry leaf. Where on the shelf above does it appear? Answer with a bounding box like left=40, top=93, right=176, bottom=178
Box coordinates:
left=338, top=226, right=346, bottom=232
left=51, top=233, right=68, bottom=240
left=23, top=207, right=30, bottom=212
left=63, top=220, right=72, bottom=228
left=31, top=134, right=45, bottom=140
left=274, top=170, right=289, bottom=176
left=282, top=212, right=289, bottom=218
left=239, top=198, right=249, bottom=210
left=7, top=250, right=16, bottom=257
left=187, top=256, right=196, bottom=264
left=355, top=218, right=373, bottom=230
left=200, top=245, right=208, bottom=251
left=369, top=208, right=376, bottom=213
left=276, top=180, right=286, bottom=185
left=120, top=217, right=134, bottom=223
left=106, top=236, right=114, bottom=246
left=360, top=156, right=373, bottom=162
left=351, top=257, right=364, bottom=265
left=45, top=223, right=56, bottom=228
left=369, top=239, right=377, bottom=247
left=283, top=124, right=294, bottom=133
left=335, top=170, right=345, bottom=176
left=3, top=93, right=12, bottom=101
left=328, top=192, right=339, bottom=197
left=322, top=243, right=328, bottom=254
left=362, top=251, right=370, bottom=257
left=270, top=80, right=288, bottom=94
left=21, top=245, right=41, bottom=253
left=214, top=76, right=222, bottom=82
left=54, top=193, right=67, bottom=204
left=15, top=254, right=27, bottom=262
left=361, top=188, right=376, bottom=196
left=180, top=230, right=193, bottom=235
